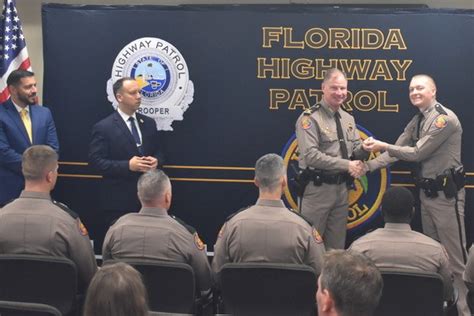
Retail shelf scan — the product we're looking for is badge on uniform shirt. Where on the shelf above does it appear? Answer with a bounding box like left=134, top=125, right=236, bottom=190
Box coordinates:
left=434, top=115, right=448, bottom=129
left=348, top=123, right=353, bottom=132
left=312, top=228, right=323, bottom=244
left=77, top=219, right=89, bottom=236
left=301, top=117, right=312, bottom=130
left=194, top=233, right=205, bottom=250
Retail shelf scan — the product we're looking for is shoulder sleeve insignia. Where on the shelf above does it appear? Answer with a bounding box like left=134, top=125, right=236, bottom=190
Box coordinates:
left=194, top=233, right=205, bottom=251
left=301, top=116, right=312, bottom=130
left=434, top=115, right=448, bottom=129
left=312, top=227, right=323, bottom=244
left=77, top=219, right=89, bottom=236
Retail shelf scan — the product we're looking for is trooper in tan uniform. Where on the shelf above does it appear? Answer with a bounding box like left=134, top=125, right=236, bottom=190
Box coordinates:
left=349, top=186, right=454, bottom=300
left=0, top=145, right=97, bottom=289
left=102, top=169, right=212, bottom=295
left=463, top=246, right=474, bottom=291
left=212, top=153, right=326, bottom=277
left=295, top=68, right=368, bottom=250
left=364, top=74, right=468, bottom=315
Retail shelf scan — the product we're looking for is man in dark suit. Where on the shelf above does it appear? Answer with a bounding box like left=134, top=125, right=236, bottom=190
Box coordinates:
left=0, top=69, right=59, bottom=206
left=89, top=77, right=162, bottom=225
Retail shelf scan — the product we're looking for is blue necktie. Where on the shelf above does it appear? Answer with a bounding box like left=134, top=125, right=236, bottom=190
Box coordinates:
left=128, top=117, right=143, bottom=155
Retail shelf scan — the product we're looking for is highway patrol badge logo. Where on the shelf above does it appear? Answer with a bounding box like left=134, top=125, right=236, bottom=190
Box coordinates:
left=434, top=115, right=448, bottom=129
left=107, top=37, right=194, bottom=131
left=281, top=125, right=390, bottom=234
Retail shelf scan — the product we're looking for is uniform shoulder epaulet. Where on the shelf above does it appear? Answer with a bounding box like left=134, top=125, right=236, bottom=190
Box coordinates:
left=171, top=215, right=196, bottom=234
left=303, top=104, right=321, bottom=116
left=435, top=103, right=447, bottom=115
left=287, top=208, right=314, bottom=227
left=225, top=206, right=251, bottom=222
left=52, top=200, right=78, bottom=219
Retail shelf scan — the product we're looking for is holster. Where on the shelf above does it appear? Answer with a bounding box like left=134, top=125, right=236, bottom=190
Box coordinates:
left=293, top=168, right=312, bottom=197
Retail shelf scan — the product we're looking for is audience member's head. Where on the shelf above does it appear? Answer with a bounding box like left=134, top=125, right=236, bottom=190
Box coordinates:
left=83, top=262, right=148, bottom=316
left=254, top=153, right=287, bottom=195
left=137, top=169, right=172, bottom=209
left=381, top=186, right=415, bottom=224
left=317, top=250, right=383, bottom=316
left=22, top=145, right=59, bottom=192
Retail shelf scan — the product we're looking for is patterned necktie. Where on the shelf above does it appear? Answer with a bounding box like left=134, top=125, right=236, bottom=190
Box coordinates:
left=334, top=112, right=349, bottom=159
left=20, top=108, right=32, bottom=143
left=128, top=117, right=143, bottom=155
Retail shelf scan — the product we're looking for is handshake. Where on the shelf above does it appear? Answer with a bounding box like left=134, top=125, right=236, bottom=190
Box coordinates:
left=362, top=137, right=388, bottom=153
left=349, top=160, right=366, bottom=179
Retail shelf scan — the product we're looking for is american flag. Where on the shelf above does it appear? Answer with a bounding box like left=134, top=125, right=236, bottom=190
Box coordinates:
left=0, top=0, right=31, bottom=103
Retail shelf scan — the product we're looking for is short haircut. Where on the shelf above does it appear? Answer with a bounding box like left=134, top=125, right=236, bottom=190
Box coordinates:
left=22, top=145, right=58, bottom=181
left=381, top=187, right=415, bottom=223
left=6, top=69, right=35, bottom=87
left=113, top=77, right=135, bottom=98
left=83, top=262, right=148, bottom=316
left=255, top=153, right=286, bottom=191
left=137, top=169, right=171, bottom=204
left=323, top=68, right=347, bottom=84
left=320, top=250, right=383, bottom=316
left=411, top=74, right=437, bottom=91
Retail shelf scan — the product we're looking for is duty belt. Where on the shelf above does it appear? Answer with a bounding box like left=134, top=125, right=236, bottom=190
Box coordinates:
left=415, top=166, right=465, bottom=199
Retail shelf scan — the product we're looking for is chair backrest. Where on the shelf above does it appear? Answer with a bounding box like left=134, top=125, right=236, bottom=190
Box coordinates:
left=219, top=262, right=317, bottom=316
left=375, top=268, right=445, bottom=316
left=104, top=259, right=196, bottom=313
left=0, top=254, right=78, bottom=315
left=0, top=300, right=61, bottom=316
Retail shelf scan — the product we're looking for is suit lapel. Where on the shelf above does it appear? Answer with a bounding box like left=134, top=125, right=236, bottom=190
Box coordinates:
left=4, top=100, right=31, bottom=145
left=112, top=111, right=139, bottom=154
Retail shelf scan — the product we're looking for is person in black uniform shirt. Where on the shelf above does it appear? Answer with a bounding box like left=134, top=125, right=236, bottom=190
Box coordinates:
left=89, top=77, right=163, bottom=225
left=0, top=145, right=97, bottom=288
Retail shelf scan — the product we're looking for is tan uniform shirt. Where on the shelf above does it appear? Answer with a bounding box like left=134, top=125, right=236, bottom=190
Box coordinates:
left=463, top=246, right=474, bottom=291
left=102, top=207, right=212, bottom=292
left=367, top=102, right=462, bottom=178
left=0, top=191, right=97, bottom=287
left=295, top=101, right=365, bottom=172
left=349, top=223, right=454, bottom=299
left=212, top=199, right=325, bottom=276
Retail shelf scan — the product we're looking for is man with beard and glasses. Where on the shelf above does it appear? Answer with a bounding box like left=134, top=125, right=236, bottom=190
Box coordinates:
left=0, top=69, right=59, bottom=206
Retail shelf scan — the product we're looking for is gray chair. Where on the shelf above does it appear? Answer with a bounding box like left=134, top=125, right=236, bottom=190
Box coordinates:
left=0, top=254, right=78, bottom=316
left=219, top=262, right=317, bottom=316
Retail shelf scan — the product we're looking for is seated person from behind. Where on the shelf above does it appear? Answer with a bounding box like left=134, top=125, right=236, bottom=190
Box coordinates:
left=83, top=262, right=149, bottom=316
left=212, top=153, right=326, bottom=279
left=349, top=186, right=454, bottom=300
left=0, top=145, right=97, bottom=289
left=317, top=250, right=383, bottom=316
left=102, top=169, right=212, bottom=296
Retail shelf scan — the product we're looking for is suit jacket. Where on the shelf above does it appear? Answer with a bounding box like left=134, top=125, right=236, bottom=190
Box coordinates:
left=88, top=111, right=162, bottom=213
left=0, top=99, right=59, bottom=205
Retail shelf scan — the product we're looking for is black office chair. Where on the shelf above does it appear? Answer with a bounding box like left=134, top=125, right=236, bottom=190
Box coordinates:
left=104, top=259, right=196, bottom=314
left=0, top=254, right=78, bottom=316
left=0, top=300, right=61, bottom=316
left=218, top=262, right=317, bottom=316
left=375, top=268, right=449, bottom=316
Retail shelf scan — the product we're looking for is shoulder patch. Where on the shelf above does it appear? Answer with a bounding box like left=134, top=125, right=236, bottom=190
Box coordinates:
left=77, top=219, right=89, bottom=236
left=194, top=233, right=205, bottom=251
left=287, top=208, right=314, bottom=227
left=434, top=115, right=448, bottom=129
left=312, top=227, right=324, bottom=244
left=171, top=215, right=196, bottom=234
left=52, top=200, right=78, bottom=219
left=301, top=116, right=312, bottom=130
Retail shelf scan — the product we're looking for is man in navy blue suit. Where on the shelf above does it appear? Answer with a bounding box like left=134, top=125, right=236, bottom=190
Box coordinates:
left=0, top=69, right=59, bottom=206
left=89, top=77, right=162, bottom=225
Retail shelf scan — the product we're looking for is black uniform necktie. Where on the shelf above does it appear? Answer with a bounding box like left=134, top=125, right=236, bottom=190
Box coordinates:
left=128, top=117, right=143, bottom=155
left=334, top=112, right=349, bottom=159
